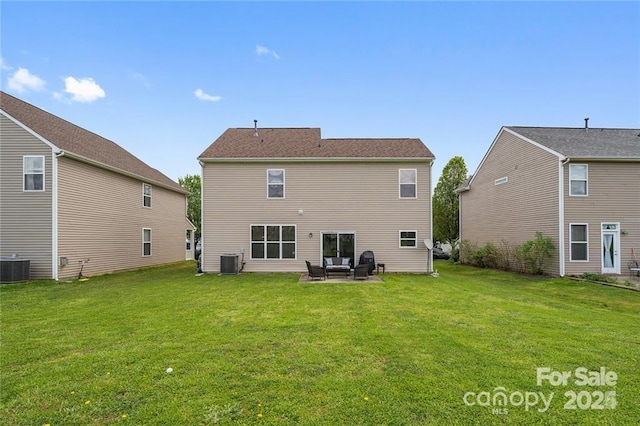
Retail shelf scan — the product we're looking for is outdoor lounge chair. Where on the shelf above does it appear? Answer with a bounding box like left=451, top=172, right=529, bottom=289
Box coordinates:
left=353, top=264, right=369, bottom=280
left=305, top=261, right=326, bottom=280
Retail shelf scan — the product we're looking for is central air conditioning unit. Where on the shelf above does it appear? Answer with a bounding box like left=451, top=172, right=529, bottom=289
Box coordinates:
left=220, top=254, right=239, bottom=275
left=0, top=256, right=31, bottom=283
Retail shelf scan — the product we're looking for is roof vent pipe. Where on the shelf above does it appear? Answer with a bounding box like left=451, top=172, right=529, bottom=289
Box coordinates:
left=253, top=119, right=259, bottom=136
left=584, top=117, right=589, bottom=131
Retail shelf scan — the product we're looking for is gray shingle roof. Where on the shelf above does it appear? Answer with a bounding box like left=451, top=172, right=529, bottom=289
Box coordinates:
left=198, top=127, right=434, bottom=160
left=0, top=91, right=186, bottom=193
left=507, top=126, right=640, bottom=159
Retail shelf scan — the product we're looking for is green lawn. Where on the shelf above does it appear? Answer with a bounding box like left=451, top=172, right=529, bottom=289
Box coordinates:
left=1, top=261, right=639, bottom=425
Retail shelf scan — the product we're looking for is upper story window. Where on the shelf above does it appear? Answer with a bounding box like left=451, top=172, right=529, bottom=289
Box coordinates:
left=399, top=169, right=417, bottom=198
left=399, top=230, right=417, bottom=248
left=267, top=169, right=285, bottom=199
left=569, top=164, right=588, bottom=196
left=23, top=155, right=45, bottom=191
left=143, top=183, right=152, bottom=207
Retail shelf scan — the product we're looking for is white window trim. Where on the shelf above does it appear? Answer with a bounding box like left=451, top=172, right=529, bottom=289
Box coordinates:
left=143, top=183, right=152, bottom=208
left=142, top=228, right=152, bottom=257
left=250, top=224, right=297, bottom=260
left=569, top=223, right=588, bottom=262
left=495, top=176, right=508, bottom=186
left=23, top=155, right=45, bottom=192
left=399, top=230, right=418, bottom=248
left=569, top=164, right=588, bottom=197
left=267, top=169, right=285, bottom=199
left=399, top=168, right=417, bottom=199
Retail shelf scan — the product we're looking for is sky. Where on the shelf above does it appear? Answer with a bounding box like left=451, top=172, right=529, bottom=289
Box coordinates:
left=1, top=1, right=639, bottom=185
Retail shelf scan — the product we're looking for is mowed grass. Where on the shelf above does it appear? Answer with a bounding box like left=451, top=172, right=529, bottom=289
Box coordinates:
left=1, top=261, right=639, bottom=425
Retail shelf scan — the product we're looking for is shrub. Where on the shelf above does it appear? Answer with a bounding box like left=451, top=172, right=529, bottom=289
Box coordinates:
left=517, top=232, right=555, bottom=274
left=458, top=240, right=476, bottom=265
left=450, top=240, right=460, bottom=263
left=460, top=232, right=555, bottom=275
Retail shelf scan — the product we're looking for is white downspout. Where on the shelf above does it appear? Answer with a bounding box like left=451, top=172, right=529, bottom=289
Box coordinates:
left=52, top=150, right=59, bottom=280
left=429, top=159, right=434, bottom=273
left=559, top=157, right=569, bottom=277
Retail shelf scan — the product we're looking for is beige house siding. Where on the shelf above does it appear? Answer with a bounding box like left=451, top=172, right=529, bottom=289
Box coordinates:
left=202, top=161, right=432, bottom=273
left=0, top=114, right=54, bottom=279
left=57, top=157, right=187, bottom=280
left=460, top=130, right=561, bottom=275
left=564, top=161, right=640, bottom=276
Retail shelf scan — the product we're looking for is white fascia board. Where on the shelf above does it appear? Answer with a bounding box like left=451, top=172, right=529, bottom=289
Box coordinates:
left=1, top=110, right=61, bottom=152
left=566, top=157, right=640, bottom=162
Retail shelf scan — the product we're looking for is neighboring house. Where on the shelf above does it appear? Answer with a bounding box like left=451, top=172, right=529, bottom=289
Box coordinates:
left=0, top=91, right=194, bottom=281
left=198, top=126, right=435, bottom=273
left=457, top=125, right=640, bottom=277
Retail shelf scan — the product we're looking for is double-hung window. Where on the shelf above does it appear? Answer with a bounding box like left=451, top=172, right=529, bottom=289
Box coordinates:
left=399, top=231, right=417, bottom=248
left=267, top=169, right=284, bottom=198
left=399, top=169, right=417, bottom=198
left=251, top=225, right=296, bottom=259
left=143, top=183, right=152, bottom=207
left=24, top=156, right=44, bottom=191
left=569, top=164, right=588, bottom=196
left=569, top=224, right=588, bottom=261
left=143, top=228, right=152, bottom=256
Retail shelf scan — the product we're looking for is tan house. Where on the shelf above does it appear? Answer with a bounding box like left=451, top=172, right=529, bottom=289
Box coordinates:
left=0, top=91, right=194, bottom=281
left=198, top=126, right=435, bottom=273
left=458, top=125, right=640, bottom=277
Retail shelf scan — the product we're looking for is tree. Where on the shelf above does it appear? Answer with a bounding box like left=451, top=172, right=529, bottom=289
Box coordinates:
left=179, top=174, right=201, bottom=241
left=432, top=156, right=468, bottom=244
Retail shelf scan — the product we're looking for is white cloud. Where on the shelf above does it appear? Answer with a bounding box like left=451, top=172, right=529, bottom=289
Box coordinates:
left=131, top=72, right=151, bottom=88
left=62, top=76, right=106, bottom=103
left=7, top=68, right=46, bottom=93
left=194, top=88, right=222, bottom=102
left=256, top=45, right=280, bottom=60
left=0, top=57, right=13, bottom=71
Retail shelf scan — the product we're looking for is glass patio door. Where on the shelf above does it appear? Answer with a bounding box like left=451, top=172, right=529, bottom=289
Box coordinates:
left=322, top=232, right=355, bottom=267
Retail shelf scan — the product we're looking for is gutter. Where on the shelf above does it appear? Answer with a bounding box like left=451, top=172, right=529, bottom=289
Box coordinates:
left=198, top=157, right=435, bottom=164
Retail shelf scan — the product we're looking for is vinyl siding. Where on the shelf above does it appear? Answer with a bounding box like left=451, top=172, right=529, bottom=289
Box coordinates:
left=57, top=156, right=187, bottom=280
left=564, top=161, right=640, bottom=276
left=460, top=130, right=561, bottom=275
left=202, top=161, right=432, bottom=273
left=0, top=114, right=53, bottom=279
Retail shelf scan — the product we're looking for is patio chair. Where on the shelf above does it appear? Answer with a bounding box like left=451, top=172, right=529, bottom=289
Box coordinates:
left=305, top=261, right=326, bottom=281
left=353, top=263, right=369, bottom=280
left=628, top=260, right=640, bottom=280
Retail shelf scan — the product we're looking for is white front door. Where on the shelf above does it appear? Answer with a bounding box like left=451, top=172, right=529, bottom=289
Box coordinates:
left=601, top=223, right=620, bottom=274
